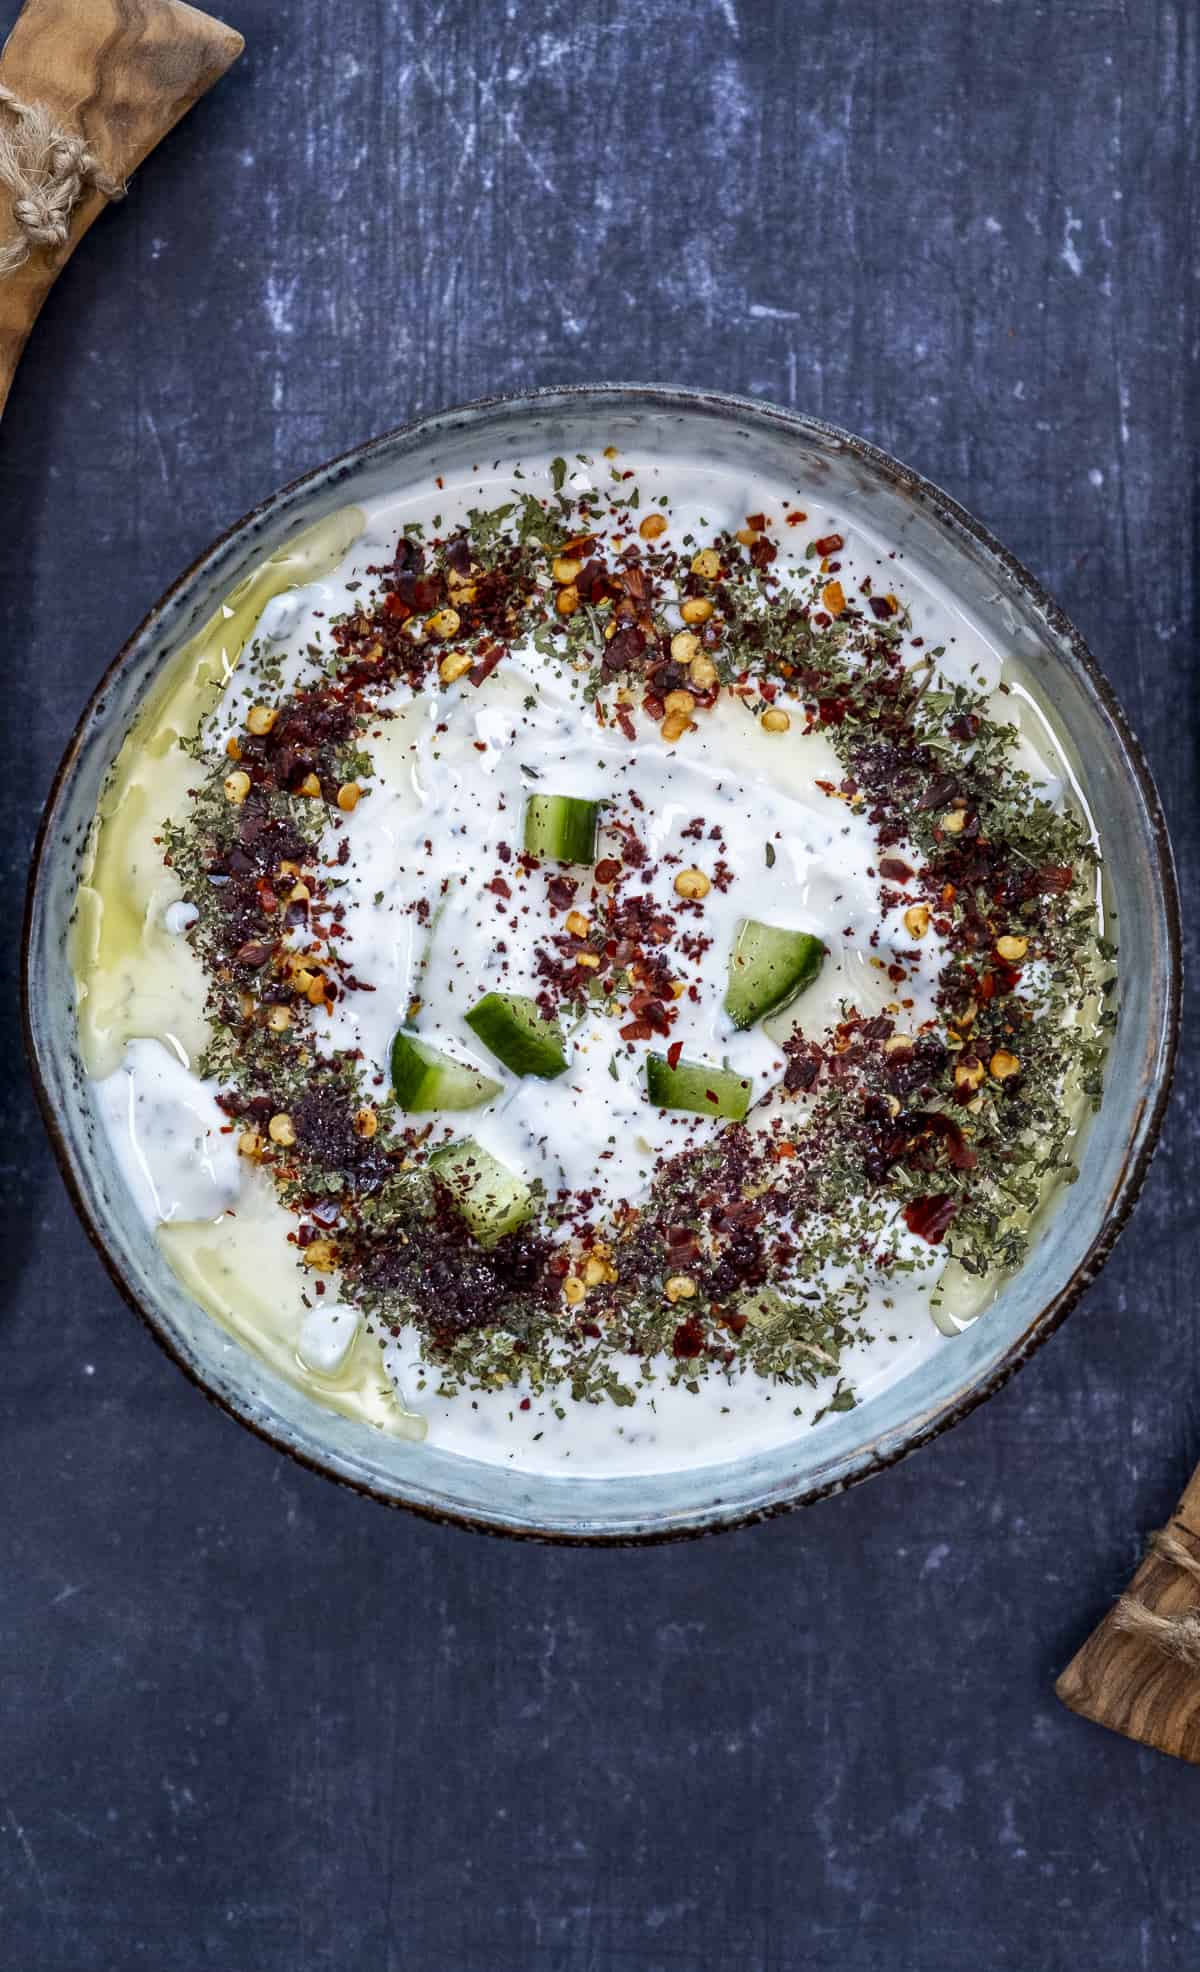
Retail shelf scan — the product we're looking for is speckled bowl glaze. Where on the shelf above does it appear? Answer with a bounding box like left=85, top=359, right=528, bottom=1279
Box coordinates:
left=23, top=386, right=1180, bottom=1541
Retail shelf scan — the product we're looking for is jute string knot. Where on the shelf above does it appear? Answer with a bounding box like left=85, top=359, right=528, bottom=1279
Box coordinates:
left=1112, top=1527, right=1200, bottom=1670
left=0, top=85, right=125, bottom=277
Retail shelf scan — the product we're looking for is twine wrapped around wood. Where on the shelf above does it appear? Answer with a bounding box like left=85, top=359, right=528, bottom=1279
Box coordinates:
left=0, top=84, right=125, bottom=276
left=1111, top=1527, right=1200, bottom=1669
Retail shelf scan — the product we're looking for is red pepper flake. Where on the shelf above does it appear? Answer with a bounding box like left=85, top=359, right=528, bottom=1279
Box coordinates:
left=746, top=511, right=767, bottom=531
left=1035, top=864, right=1075, bottom=895
left=786, top=509, right=808, bottom=525
left=903, top=1194, right=957, bottom=1244
left=868, top=594, right=896, bottom=620
left=469, top=646, right=505, bottom=688
left=672, top=1317, right=705, bottom=1359
left=594, top=858, right=622, bottom=885
left=918, top=1113, right=978, bottom=1171
left=666, top=1040, right=684, bottom=1070
left=814, top=532, right=844, bottom=556
left=234, top=939, right=274, bottom=968
left=383, top=592, right=411, bottom=620
left=487, top=877, right=512, bottom=900
left=630, top=998, right=671, bottom=1035
left=878, top=856, right=914, bottom=884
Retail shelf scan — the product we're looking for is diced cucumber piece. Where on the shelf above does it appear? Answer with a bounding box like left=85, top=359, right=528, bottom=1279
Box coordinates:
left=428, top=1139, right=534, bottom=1244
left=523, top=792, right=599, bottom=864
left=390, top=1031, right=502, bottom=1112
left=645, top=1053, right=753, bottom=1120
left=724, top=920, right=825, bottom=1030
left=465, top=992, right=569, bottom=1079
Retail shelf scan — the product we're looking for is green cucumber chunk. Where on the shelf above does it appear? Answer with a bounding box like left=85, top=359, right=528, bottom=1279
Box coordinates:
left=428, top=1139, right=534, bottom=1244
left=645, top=1053, right=753, bottom=1120
left=724, top=920, right=825, bottom=1030
left=390, top=1031, right=502, bottom=1112
left=523, top=792, right=599, bottom=864
left=465, top=992, right=569, bottom=1078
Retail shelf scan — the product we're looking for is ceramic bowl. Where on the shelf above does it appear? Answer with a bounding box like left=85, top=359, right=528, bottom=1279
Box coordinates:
left=23, top=386, right=1180, bottom=1541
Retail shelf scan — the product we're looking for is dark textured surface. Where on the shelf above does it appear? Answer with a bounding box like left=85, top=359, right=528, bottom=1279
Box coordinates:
left=2, top=1, right=1197, bottom=1965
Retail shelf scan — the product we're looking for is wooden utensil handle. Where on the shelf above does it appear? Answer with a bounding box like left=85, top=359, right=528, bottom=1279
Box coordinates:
left=1057, top=1460, right=1200, bottom=1762
left=0, top=0, right=243, bottom=418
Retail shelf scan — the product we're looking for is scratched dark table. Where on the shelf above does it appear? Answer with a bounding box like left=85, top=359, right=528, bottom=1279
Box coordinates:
left=1, top=2, right=1197, bottom=1966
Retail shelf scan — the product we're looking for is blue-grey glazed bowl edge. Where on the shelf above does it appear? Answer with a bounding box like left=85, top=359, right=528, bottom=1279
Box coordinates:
left=22, top=384, right=1182, bottom=1542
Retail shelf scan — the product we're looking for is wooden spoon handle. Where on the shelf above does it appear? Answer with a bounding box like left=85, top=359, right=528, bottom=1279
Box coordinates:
left=1057, top=1460, right=1200, bottom=1762
left=0, top=0, right=243, bottom=418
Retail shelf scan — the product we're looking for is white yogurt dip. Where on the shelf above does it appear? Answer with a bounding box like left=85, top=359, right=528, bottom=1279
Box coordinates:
left=94, top=1037, right=240, bottom=1226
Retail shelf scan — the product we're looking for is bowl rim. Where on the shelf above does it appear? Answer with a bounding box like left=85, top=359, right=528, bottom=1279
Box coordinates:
left=22, top=381, right=1183, bottom=1543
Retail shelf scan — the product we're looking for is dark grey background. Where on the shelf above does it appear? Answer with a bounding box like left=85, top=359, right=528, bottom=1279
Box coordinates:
left=2, top=2, right=1197, bottom=1966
